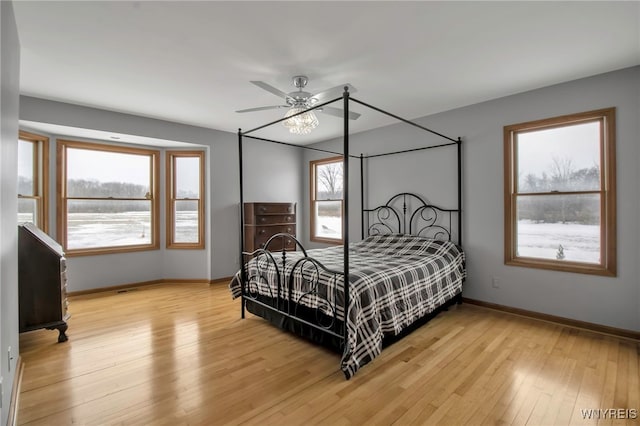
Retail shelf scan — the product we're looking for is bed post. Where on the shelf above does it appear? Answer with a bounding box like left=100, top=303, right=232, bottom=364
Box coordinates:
left=238, top=129, right=246, bottom=319
left=360, top=153, right=364, bottom=240
left=457, top=137, right=462, bottom=247
left=343, top=87, right=350, bottom=360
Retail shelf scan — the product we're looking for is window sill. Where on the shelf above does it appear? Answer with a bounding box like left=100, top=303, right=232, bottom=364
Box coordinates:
left=166, top=243, right=205, bottom=250
left=310, top=236, right=343, bottom=245
left=65, top=244, right=160, bottom=257
left=505, top=257, right=616, bottom=277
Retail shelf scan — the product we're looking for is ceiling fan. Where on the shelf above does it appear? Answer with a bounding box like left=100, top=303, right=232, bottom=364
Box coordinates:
left=236, top=76, right=361, bottom=134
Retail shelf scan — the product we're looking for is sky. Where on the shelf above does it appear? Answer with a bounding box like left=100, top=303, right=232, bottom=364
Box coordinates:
left=67, top=148, right=151, bottom=185
left=19, top=143, right=201, bottom=195
left=65, top=147, right=200, bottom=195
left=517, top=121, right=600, bottom=178
left=175, top=156, right=200, bottom=197
left=17, top=139, right=34, bottom=181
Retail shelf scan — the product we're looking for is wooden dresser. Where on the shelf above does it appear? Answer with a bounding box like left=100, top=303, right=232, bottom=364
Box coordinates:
left=18, top=223, right=69, bottom=343
left=244, top=202, right=296, bottom=252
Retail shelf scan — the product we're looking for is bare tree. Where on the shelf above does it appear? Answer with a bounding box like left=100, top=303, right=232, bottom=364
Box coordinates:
left=549, top=156, right=575, bottom=224
left=549, top=156, right=574, bottom=191
left=317, top=163, right=343, bottom=199
left=518, top=156, right=600, bottom=224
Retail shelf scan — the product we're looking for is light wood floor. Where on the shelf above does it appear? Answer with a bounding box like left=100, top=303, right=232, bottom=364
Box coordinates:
left=18, top=283, right=639, bottom=425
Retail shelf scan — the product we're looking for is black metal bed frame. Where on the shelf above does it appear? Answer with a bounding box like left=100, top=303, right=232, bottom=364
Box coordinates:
left=237, top=88, right=462, bottom=376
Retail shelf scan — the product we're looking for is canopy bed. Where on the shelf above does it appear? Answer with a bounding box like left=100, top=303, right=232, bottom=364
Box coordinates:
left=230, top=88, right=465, bottom=379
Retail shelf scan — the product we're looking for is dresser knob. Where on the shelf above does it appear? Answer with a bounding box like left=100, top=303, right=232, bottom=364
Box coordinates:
left=259, top=229, right=266, bottom=234
left=260, top=206, right=266, bottom=212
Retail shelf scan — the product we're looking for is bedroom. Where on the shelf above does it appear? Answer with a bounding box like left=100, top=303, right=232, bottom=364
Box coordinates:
left=1, top=1, right=639, bottom=424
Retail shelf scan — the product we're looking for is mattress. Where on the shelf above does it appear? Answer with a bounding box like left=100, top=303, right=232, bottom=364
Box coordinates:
left=230, top=234, right=466, bottom=378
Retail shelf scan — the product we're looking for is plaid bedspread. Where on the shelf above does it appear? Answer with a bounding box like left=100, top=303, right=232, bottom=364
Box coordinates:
left=229, top=234, right=466, bottom=378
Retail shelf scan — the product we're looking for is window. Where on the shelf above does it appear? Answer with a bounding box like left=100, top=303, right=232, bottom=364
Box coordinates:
left=18, top=131, right=49, bottom=233
left=57, top=140, right=160, bottom=255
left=504, top=108, right=616, bottom=276
left=166, top=151, right=205, bottom=249
left=310, top=156, right=343, bottom=243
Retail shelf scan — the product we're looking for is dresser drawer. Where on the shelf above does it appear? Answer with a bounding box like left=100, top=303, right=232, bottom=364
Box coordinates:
left=255, top=225, right=295, bottom=237
left=256, top=235, right=297, bottom=251
left=255, top=226, right=296, bottom=246
left=256, top=214, right=295, bottom=225
left=254, top=203, right=295, bottom=214
left=244, top=203, right=296, bottom=224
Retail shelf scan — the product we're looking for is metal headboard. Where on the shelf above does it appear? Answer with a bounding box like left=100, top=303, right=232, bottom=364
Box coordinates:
left=363, top=192, right=460, bottom=243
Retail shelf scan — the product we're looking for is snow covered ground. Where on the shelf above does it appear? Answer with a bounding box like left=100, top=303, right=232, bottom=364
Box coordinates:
left=316, top=216, right=341, bottom=239
left=20, top=213, right=600, bottom=264
left=67, top=211, right=152, bottom=249
left=18, top=211, right=199, bottom=249
left=318, top=217, right=600, bottom=264
left=516, top=220, right=599, bottom=263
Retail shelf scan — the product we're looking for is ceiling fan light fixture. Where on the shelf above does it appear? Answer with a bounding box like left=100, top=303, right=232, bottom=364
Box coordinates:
left=238, top=76, right=357, bottom=134
left=283, top=106, right=319, bottom=135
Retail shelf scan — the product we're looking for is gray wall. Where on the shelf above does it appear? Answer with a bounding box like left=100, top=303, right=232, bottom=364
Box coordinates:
left=447, top=66, right=639, bottom=333
left=242, top=137, right=304, bottom=238
left=15, top=64, right=640, bottom=333
left=304, top=67, right=640, bottom=332
left=0, top=1, right=21, bottom=422
left=302, top=127, right=459, bottom=249
left=19, top=97, right=302, bottom=290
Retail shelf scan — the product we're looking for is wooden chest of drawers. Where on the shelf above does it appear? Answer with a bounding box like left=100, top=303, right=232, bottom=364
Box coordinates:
left=244, top=202, right=296, bottom=252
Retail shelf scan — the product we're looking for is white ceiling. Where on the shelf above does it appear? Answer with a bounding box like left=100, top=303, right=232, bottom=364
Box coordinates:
left=13, top=1, right=640, bottom=144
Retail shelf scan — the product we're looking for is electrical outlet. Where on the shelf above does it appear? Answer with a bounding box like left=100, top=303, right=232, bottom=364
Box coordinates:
left=491, top=277, right=500, bottom=288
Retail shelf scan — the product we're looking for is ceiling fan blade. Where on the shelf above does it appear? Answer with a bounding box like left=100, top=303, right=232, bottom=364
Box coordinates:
left=310, top=83, right=357, bottom=103
left=235, top=105, right=288, bottom=113
left=320, top=106, right=361, bottom=120
left=250, top=81, right=291, bottom=100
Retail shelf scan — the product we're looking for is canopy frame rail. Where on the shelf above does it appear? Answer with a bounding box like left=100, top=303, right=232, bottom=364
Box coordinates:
left=237, top=86, right=463, bottom=378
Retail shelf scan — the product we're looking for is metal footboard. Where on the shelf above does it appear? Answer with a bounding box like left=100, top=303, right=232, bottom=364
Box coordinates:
left=241, top=233, right=346, bottom=344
